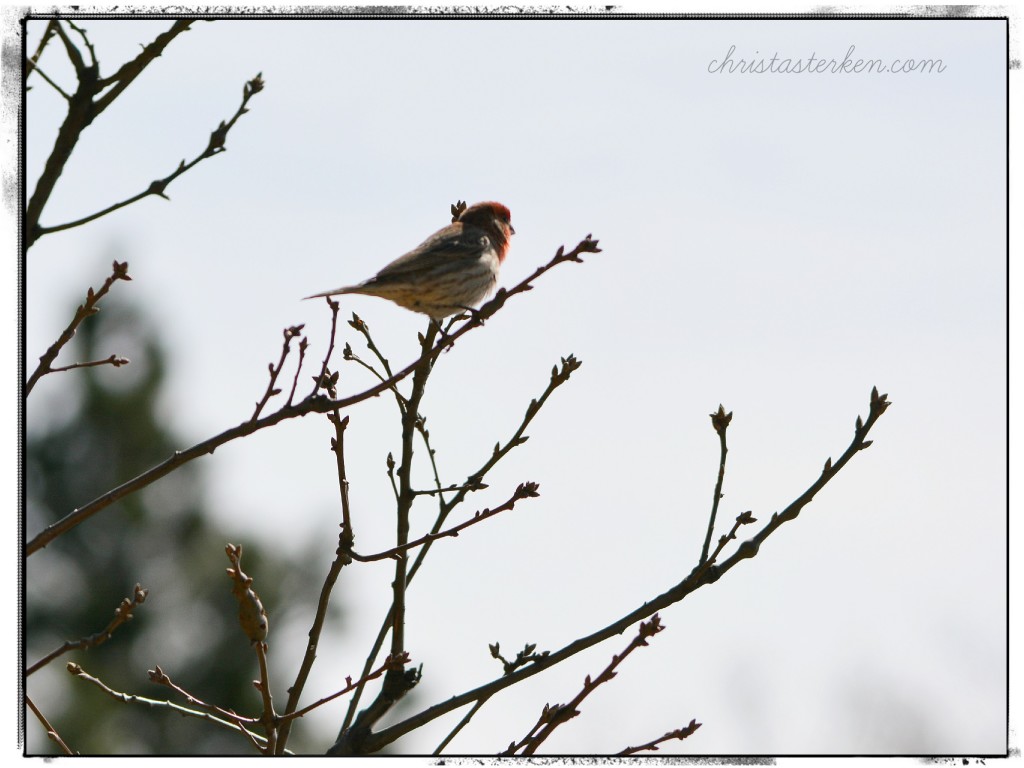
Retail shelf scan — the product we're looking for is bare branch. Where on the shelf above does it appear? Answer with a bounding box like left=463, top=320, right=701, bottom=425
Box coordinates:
left=286, top=337, right=308, bottom=406
left=276, top=412, right=354, bottom=752
left=251, top=325, right=304, bottom=421
left=36, top=71, right=264, bottom=240
left=700, top=404, right=732, bottom=564
left=26, top=237, right=598, bottom=556
left=146, top=663, right=260, bottom=725
left=25, top=260, right=132, bottom=396
left=341, top=353, right=582, bottom=734
left=48, top=354, right=130, bottom=374
left=343, top=388, right=890, bottom=754
left=351, top=482, right=539, bottom=563
left=26, top=60, right=71, bottom=100
left=93, top=21, right=194, bottom=111
left=26, top=695, right=75, bottom=755
left=279, top=653, right=410, bottom=725
left=253, top=641, right=277, bottom=754
left=65, top=21, right=98, bottom=69
left=28, top=583, right=148, bottom=676
left=68, top=662, right=284, bottom=751
left=26, top=21, right=195, bottom=248
left=506, top=615, right=666, bottom=756
left=616, top=719, right=702, bottom=756
left=432, top=695, right=492, bottom=755
left=311, top=298, right=341, bottom=397
left=25, top=20, right=60, bottom=84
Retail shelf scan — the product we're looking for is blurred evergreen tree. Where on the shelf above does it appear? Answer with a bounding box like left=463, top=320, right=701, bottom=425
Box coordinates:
left=25, top=296, right=320, bottom=755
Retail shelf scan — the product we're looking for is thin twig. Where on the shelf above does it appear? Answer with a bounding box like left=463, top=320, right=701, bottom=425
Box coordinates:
left=507, top=615, right=665, bottom=756
left=351, top=482, right=538, bottom=563
left=26, top=60, right=71, bottom=100
left=341, top=388, right=890, bottom=754
left=279, top=653, right=409, bottom=724
left=391, top=327, right=435, bottom=656
left=26, top=21, right=194, bottom=248
left=25, top=260, right=132, bottom=396
left=49, top=354, right=130, bottom=374
left=286, top=337, right=308, bottom=406
left=411, top=481, right=486, bottom=497
left=93, top=21, right=192, bottom=110
left=700, top=405, right=731, bottom=564
left=252, top=325, right=304, bottom=421
left=276, top=412, right=353, bottom=753
left=341, top=354, right=582, bottom=733
left=64, top=21, right=98, bottom=68
left=432, top=695, right=492, bottom=755
left=311, top=298, right=341, bottom=397
left=26, top=695, right=75, bottom=755
left=68, top=662, right=285, bottom=751
left=36, top=71, right=264, bottom=239
left=254, top=642, right=277, bottom=755
left=350, top=313, right=395, bottom=380
left=147, top=664, right=260, bottom=725
left=28, top=583, right=148, bottom=676
left=615, top=719, right=702, bottom=756
left=25, top=20, right=60, bottom=83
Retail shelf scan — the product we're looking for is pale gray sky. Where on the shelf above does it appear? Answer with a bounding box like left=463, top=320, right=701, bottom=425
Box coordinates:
left=20, top=11, right=1009, bottom=756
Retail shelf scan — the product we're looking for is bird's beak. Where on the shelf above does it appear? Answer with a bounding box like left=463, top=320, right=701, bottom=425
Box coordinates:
left=509, top=224, right=516, bottom=236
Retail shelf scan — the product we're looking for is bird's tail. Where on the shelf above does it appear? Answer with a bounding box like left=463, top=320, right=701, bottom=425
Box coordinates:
left=303, top=286, right=357, bottom=300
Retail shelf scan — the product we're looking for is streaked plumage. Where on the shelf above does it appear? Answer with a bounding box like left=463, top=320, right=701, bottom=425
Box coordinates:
left=305, top=202, right=514, bottom=321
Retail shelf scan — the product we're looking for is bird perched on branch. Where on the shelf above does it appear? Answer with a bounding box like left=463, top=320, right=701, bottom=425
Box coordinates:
left=305, top=201, right=514, bottom=322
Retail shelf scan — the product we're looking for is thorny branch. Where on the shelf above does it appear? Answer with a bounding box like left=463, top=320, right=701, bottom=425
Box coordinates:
left=26, top=236, right=599, bottom=556
left=25, top=260, right=132, bottom=396
left=27, top=583, right=149, bottom=676
left=334, top=388, right=890, bottom=754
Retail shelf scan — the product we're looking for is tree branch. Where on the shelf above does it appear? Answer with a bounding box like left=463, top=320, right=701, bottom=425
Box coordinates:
left=615, top=719, right=702, bottom=756
left=506, top=614, right=665, bottom=756
left=276, top=412, right=354, bottom=753
left=35, top=71, right=264, bottom=240
left=340, top=353, right=582, bottom=734
left=25, top=260, right=132, bottom=396
left=26, top=695, right=75, bottom=755
left=700, top=404, right=732, bottom=564
left=27, top=583, right=148, bottom=676
left=68, top=662, right=286, bottom=752
left=351, top=482, right=538, bottom=563
left=340, top=388, right=890, bottom=754
left=26, top=236, right=600, bottom=556
left=26, top=20, right=195, bottom=248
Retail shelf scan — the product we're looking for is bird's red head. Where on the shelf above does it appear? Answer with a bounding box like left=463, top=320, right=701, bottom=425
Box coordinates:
left=460, top=201, right=514, bottom=260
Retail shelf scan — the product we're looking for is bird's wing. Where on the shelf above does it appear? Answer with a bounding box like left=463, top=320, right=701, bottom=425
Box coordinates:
left=368, top=228, right=491, bottom=282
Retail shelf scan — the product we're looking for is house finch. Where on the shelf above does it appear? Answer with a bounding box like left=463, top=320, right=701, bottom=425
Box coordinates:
left=305, top=201, right=514, bottom=322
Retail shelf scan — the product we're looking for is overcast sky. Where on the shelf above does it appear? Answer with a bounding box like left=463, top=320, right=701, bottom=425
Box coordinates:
left=19, top=11, right=1010, bottom=758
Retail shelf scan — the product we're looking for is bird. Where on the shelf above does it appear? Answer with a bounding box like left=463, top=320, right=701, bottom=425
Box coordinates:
left=305, top=201, right=514, bottom=322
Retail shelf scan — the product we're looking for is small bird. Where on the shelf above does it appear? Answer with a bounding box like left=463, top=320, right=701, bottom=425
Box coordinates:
left=305, top=201, right=514, bottom=322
